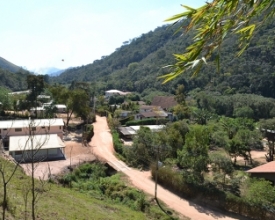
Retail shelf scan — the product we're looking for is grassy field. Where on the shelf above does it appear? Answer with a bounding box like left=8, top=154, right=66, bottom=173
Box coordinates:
left=0, top=157, right=184, bottom=220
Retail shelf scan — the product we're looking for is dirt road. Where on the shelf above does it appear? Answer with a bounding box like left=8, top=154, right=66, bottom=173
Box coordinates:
left=90, top=116, right=240, bottom=220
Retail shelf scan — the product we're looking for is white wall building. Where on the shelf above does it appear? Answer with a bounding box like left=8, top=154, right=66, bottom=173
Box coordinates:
left=0, top=118, right=64, bottom=139
left=0, top=118, right=65, bottom=162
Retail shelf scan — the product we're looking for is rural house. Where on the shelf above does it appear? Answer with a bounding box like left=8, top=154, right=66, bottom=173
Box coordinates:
left=247, top=161, right=275, bottom=184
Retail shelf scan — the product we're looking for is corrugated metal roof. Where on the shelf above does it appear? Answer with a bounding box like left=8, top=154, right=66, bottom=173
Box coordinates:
left=130, top=125, right=165, bottom=132
left=118, top=125, right=165, bottom=136
left=9, top=134, right=65, bottom=151
left=55, top=104, right=66, bottom=108
left=0, top=118, right=64, bottom=129
left=247, top=161, right=275, bottom=173
left=118, top=127, right=136, bottom=135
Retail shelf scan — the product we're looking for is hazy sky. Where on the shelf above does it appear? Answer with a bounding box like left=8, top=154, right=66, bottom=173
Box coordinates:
left=0, top=0, right=204, bottom=74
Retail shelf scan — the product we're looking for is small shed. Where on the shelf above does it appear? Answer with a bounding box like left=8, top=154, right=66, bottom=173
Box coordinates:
left=247, top=161, right=275, bottom=184
left=55, top=104, right=67, bottom=113
left=9, top=134, right=66, bottom=162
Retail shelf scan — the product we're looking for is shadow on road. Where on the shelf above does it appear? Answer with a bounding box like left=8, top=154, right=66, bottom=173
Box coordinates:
left=188, top=201, right=252, bottom=220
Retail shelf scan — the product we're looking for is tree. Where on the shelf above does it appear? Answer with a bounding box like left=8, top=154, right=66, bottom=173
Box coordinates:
left=49, top=86, right=90, bottom=128
left=210, top=152, right=234, bottom=189
left=160, top=120, right=189, bottom=158
left=26, top=75, right=44, bottom=117
left=161, top=0, right=275, bottom=82
left=259, top=118, right=275, bottom=161
left=177, top=125, right=210, bottom=184
left=242, top=177, right=275, bottom=208
left=0, top=156, right=21, bottom=219
left=22, top=119, right=52, bottom=220
left=0, top=120, right=22, bottom=220
left=125, top=127, right=158, bottom=169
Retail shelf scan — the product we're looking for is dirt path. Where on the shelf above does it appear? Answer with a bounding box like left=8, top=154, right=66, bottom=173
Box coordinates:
left=90, top=116, right=240, bottom=220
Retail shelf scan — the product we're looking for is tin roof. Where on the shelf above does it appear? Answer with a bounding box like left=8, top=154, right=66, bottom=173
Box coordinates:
left=0, top=118, right=64, bottom=129
left=9, top=134, right=65, bottom=151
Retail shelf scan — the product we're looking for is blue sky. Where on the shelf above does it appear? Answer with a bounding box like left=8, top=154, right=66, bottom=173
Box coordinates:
left=0, top=0, right=204, bottom=74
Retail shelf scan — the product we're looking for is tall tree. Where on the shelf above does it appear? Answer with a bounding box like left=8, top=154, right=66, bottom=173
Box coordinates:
left=26, top=75, right=44, bottom=117
left=177, top=125, right=210, bottom=184
left=49, top=86, right=90, bottom=128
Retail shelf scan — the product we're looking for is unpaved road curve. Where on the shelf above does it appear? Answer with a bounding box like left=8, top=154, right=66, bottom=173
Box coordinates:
left=90, top=116, right=240, bottom=220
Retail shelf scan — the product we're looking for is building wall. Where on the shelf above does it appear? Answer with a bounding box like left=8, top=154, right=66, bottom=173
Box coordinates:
left=1, top=125, right=63, bottom=139
left=250, top=173, right=275, bottom=184
left=11, top=148, right=65, bottom=162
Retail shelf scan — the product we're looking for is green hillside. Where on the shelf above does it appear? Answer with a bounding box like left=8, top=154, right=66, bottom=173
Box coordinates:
left=0, top=57, right=31, bottom=91
left=0, top=57, right=24, bottom=73
left=0, top=158, right=179, bottom=220
left=51, top=18, right=275, bottom=99
left=0, top=68, right=28, bottom=91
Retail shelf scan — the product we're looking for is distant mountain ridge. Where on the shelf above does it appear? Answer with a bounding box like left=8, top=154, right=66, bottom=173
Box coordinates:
left=31, top=67, right=66, bottom=76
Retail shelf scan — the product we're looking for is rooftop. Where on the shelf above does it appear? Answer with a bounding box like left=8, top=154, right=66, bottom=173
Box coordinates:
left=9, top=134, right=65, bottom=151
left=247, top=161, right=275, bottom=173
left=118, top=125, right=165, bottom=136
left=0, top=118, right=64, bottom=129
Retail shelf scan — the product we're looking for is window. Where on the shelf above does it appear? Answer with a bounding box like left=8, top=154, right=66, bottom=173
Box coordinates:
left=32, top=127, right=36, bottom=131
left=59, top=126, right=62, bottom=130
left=41, top=126, right=45, bottom=129
left=15, top=128, right=22, bottom=132
left=3, top=128, right=7, bottom=131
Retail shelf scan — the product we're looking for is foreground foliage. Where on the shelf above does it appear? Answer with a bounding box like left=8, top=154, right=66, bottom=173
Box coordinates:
left=163, top=0, right=275, bottom=81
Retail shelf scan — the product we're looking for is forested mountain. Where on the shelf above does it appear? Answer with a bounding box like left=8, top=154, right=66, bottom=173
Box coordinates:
left=51, top=18, right=275, bottom=99
left=0, top=57, right=31, bottom=91
left=0, top=56, right=25, bottom=73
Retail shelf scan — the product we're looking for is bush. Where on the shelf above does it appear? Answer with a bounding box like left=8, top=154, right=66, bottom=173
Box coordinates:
left=112, top=130, right=124, bottom=155
left=125, top=118, right=169, bottom=126
left=83, top=124, right=94, bottom=142
left=151, top=165, right=275, bottom=220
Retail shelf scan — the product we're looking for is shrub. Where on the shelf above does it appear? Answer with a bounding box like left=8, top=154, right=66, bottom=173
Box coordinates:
left=112, top=130, right=124, bottom=155
left=83, top=124, right=94, bottom=142
left=125, top=118, right=169, bottom=126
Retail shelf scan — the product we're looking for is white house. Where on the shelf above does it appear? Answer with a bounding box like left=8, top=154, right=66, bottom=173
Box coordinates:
left=105, top=89, right=131, bottom=98
left=30, top=107, right=45, bottom=117
left=55, top=104, right=67, bottom=113
left=9, top=134, right=66, bottom=162
left=118, top=125, right=165, bottom=140
left=0, top=118, right=64, bottom=139
left=0, top=118, right=65, bottom=162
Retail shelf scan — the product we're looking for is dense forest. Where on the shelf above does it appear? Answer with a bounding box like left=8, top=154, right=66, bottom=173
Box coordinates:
left=48, top=17, right=275, bottom=100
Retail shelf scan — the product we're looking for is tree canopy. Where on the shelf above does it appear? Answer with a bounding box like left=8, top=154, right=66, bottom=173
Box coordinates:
left=161, top=0, right=275, bottom=82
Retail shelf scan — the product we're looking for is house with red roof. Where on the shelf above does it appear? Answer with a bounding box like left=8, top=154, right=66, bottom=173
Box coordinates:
left=247, top=161, right=275, bottom=184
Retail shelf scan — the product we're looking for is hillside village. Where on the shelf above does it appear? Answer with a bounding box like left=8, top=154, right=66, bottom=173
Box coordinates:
left=2, top=1, right=275, bottom=219
left=1, top=81, right=275, bottom=219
